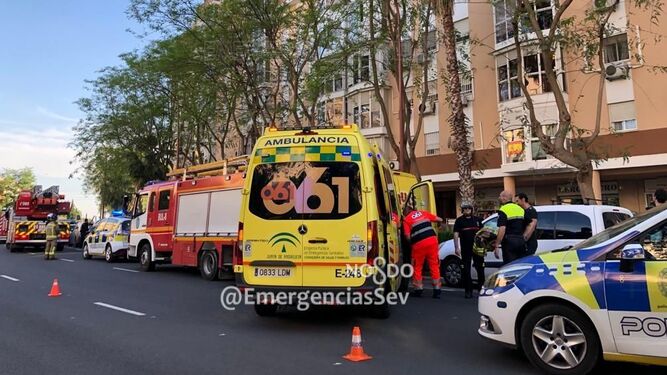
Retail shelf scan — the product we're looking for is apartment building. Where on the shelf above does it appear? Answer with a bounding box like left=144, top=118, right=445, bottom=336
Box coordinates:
left=399, top=0, right=667, bottom=218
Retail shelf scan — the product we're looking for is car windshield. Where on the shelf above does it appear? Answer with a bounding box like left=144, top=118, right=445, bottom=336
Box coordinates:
left=571, top=205, right=667, bottom=251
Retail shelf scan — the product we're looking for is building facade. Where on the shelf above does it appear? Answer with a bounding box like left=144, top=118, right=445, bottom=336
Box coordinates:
left=403, top=1, right=667, bottom=219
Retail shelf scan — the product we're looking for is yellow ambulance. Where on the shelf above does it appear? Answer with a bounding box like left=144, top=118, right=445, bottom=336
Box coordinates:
left=235, top=124, right=436, bottom=317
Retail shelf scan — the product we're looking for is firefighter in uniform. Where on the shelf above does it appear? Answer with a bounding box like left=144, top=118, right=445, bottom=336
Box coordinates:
left=493, top=191, right=526, bottom=265
left=403, top=207, right=444, bottom=298
left=44, top=213, right=58, bottom=260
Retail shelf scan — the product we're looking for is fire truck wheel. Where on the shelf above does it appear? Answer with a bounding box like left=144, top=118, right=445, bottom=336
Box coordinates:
left=82, top=243, right=92, bottom=259
left=139, top=243, right=155, bottom=272
left=199, top=251, right=218, bottom=281
left=105, top=245, right=114, bottom=263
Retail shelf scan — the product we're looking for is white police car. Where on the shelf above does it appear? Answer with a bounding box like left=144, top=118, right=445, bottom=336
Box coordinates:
left=479, top=205, right=667, bottom=374
left=82, top=217, right=130, bottom=263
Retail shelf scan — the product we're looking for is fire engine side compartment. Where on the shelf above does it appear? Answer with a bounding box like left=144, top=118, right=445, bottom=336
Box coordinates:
left=172, top=178, right=243, bottom=269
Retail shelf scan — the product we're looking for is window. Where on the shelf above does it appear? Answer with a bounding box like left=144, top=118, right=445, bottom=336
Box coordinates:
left=495, top=0, right=553, bottom=44
left=531, top=124, right=557, bottom=160
left=612, top=119, right=637, bottom=132
left=352, top=54, right=370, bottom=84
left=353, top=105, right=370, bottom=128
left=523, top=54, right=552, bottom=95
left=248, top=162, right=362, bottom=220
left=555, top=212, right=593, bottom=240
left=121, top=221, right=131, bottom=233
left=603, top=34, right=630, bottom=64
left=148, top=192, right=155, bottom=212
left=483, top=217, right=499, bottom=231
left=603, top=212, right=631, bottom=229
left=535, top=211, right=556, bottom=240
left=497, top=58, right=520, bottom=101
left=608, top=220, right=667, bottom=261
left=608, top=101, right=637, bottom=132
left=425, top=132, right=439, bottom=155
left=494, top=1, right=515, bottom=44
left=503, top=127, right=526, bottom=163
left=158, top=190, right=171, bottom=211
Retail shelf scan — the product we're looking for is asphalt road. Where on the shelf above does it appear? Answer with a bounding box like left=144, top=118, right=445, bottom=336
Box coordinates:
left=0, top=246, right=660, bottom=375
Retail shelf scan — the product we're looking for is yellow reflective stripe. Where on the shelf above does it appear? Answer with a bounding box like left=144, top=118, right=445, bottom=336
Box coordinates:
left=538, top=252, right=599, bottom=309
left=499, top=203, right=524, bottom=219
left=604, top=352, right=667, bottom=366
left=645, top=262, right=667, bottom=313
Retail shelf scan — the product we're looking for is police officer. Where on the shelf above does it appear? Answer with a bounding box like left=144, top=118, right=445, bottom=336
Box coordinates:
left=454, top=202, right=483, bottom=299
left=493, top=190, right=526, bottom=265
left=515, top=192, right=538, bottom=255
left=44, top=213, right=58, bottom=260
left=403, top=207, right=444, bottom=298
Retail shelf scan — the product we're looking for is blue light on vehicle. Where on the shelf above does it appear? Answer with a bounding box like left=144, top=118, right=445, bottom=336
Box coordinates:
left=111, top=210, right=125, bottom=217
left=342, top=151, right=351, bottom=156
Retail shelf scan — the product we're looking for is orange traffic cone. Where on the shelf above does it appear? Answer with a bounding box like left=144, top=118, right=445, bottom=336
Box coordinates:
left=48, top=279, right=62, bottom=297
left=343, top=326, right=372, bottom=362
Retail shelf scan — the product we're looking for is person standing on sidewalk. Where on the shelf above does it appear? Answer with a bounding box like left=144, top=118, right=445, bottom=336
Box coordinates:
left=515, top=192, right=538, bottom=255
left=403, top=207, right=444, bottom=298
left=494, top=191, right=526, bottom=265
left=454, top=202, right=484, bottom=299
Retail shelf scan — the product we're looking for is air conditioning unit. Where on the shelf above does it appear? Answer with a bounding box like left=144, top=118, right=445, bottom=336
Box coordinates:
left=605, top=63, right=629, bottom=81
left=388, top=160, right=400, bottom=171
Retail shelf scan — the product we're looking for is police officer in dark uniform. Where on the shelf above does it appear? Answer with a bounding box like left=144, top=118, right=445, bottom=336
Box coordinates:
left=494, top=190, right=526, bottom=265
left=454, top=202, right=484, bottom=298
left=515, top=192, right=538, bottom=255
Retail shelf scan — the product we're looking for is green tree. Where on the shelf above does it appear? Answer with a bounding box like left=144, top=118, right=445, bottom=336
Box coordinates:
left=0, top=168, right=36, bottom=208
left=509, top=0, right=665, bottom=202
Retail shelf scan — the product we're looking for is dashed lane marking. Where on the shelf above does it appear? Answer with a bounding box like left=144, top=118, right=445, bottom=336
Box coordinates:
left=1, top=275, right=20, bottom=282
left=113, top=267, right=139, bottom=273
left=93, top=302, right=146, bottom=316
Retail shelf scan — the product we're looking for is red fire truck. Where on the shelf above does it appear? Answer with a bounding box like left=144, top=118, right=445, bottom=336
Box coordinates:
left=5, top=185, right=71, bottom=252
left=128, top=157, right=246, bottom=280
left=0, top=209, right=8, bottom=243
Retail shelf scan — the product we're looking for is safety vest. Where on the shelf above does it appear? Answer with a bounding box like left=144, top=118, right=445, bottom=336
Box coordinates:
left=406, top=211, right=437, bottom=246
left=499, top=202, right=525, bottom=236
left=45, top=222, right=58, bottom=241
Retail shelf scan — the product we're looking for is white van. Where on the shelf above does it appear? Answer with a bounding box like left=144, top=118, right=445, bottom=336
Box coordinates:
left=438, top=205, right=633, bottom=287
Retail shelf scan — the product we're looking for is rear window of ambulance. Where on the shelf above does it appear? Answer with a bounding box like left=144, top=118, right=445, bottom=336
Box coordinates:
left=249, top=161, right=362, bottom=220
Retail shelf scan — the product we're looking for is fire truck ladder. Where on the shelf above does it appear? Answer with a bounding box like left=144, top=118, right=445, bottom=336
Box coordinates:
left=166, top=155, right=249, bottom=180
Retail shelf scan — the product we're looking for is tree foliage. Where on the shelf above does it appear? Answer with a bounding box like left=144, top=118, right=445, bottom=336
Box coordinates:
left=509, top=0, right=664, bottom=202
left=0, top=168, right=36, bottom=208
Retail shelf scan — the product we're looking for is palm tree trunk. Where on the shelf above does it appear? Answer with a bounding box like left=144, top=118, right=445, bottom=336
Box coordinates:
left=436, top=0, right=474, bottom=205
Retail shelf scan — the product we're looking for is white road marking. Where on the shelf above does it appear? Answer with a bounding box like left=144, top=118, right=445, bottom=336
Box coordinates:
left=93, top=302, right=146, bottom=316
left=60, top=258, right=75, bottom=263
left=1, top=275, right=19, bottom=282
left=113, top=267, right=139, bottom=273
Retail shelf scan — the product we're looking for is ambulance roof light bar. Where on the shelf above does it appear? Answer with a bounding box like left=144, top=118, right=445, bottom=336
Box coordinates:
left=265, top=122, right=357, bottom=134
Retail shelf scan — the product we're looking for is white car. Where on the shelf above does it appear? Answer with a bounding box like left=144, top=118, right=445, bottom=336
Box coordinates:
left=82, top=217, right=130, bottom=262
left=479, top=205, right=667, bottom=373
left=439, top=205, right=633, bottom=287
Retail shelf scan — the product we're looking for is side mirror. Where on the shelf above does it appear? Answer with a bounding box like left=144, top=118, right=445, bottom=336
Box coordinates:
left=621, top=244, right=645, bottom=261
left=620, top=243, right=644, bottom=273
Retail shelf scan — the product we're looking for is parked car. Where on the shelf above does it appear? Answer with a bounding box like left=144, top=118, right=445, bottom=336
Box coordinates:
left=438, top=205, right=633, bottom=287
left=82, top=217, right=130, bottom=262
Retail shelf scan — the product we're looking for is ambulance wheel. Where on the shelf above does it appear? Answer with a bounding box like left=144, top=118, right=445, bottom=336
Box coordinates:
left=520, top=303, right=600, bottom=375
left=441, top=257, right=462, bottom=287
left=105, top=245, right=114, bottom=263
left=139, top=243, right=155, bottom=272
left=82, top=243, right=92, bottom=259
left=254, top=303, right=278, bottom=317
left=199, top=251, right=218, bottom=281
left=56, top=244, right=65, bottom=252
